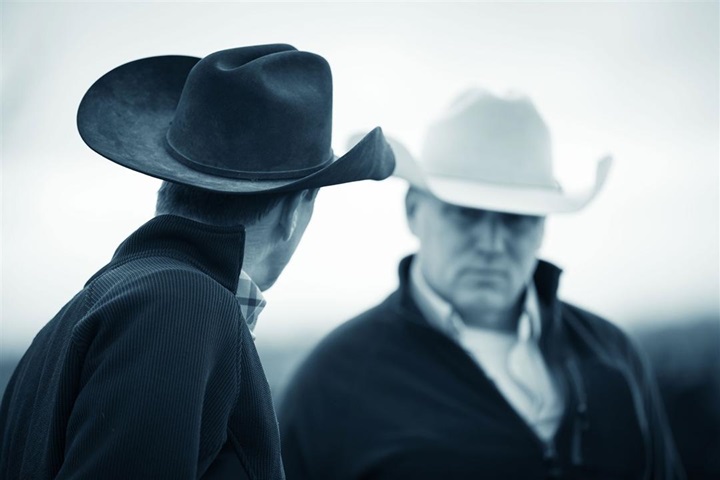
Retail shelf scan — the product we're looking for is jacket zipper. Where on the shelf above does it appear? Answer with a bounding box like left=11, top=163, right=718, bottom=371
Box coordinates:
left=565, top=357, right=587, bottom=467
left=448, top=334, right=566, bottom=475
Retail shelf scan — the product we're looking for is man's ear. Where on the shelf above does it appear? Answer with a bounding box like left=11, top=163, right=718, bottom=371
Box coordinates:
left=405, top=188, right=421, bottom=236
left=535, top=217, right=547, bottom=250
left=278, top=191, right=305, bottom=242
left=304, top=188, right=319, bottom=202
left=279, top=189, right=319, bottom=242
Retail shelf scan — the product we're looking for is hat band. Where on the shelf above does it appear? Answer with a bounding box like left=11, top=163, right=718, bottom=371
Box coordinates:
left=165, top=133, right=334, bottom=180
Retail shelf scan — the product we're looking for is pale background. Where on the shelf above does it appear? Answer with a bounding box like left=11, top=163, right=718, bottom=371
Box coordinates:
left=2, top=1, right=718, bottom=356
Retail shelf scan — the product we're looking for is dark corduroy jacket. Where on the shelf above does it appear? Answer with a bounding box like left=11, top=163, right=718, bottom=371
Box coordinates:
left=279, top=256, right=685, bottom=480
left=0, top=215, right=284, bottom=479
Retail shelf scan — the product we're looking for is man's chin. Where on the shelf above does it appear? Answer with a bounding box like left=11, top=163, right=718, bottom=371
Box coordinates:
left=257, top=277, right=277, bottom=292
left=455, top=289, right=508, bottom=313
left=257, top=267, right=286, bottom=291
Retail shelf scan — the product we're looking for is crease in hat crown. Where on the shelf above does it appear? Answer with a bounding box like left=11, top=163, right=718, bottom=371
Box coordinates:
left=420, top=88, right=559, bottom=190
left=388, top=87, right=613, bottom=215
left=165, top=45, right=334, bottom=180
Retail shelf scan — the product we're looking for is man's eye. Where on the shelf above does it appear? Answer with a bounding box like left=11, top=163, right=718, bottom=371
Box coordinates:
left=502, top=213, right=523, bottom=224
left=447, top=207, right=479, bottom=221
left=502, top=213, right=539, bottom=228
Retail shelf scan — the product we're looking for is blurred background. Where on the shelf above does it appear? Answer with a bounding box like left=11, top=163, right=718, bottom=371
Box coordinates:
left=2, top=1, right=718, bottom=477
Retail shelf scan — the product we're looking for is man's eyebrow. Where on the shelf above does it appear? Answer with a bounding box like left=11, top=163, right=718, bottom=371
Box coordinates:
left=448, top=204, right=486, bottom=217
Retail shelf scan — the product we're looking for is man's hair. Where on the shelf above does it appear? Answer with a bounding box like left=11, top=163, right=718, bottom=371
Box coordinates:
left=156, top=181, right=297, bottom=226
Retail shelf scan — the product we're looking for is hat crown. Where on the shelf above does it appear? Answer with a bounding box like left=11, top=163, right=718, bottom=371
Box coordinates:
left=166, top=44, right=334, bottom=180
left=421, top=89, right=556, bottom=189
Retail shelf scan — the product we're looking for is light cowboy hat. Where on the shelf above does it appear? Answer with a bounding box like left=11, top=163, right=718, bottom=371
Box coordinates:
left=388, top=88, right=612, bottom=215
left=77, top=44, right=395, bottom=193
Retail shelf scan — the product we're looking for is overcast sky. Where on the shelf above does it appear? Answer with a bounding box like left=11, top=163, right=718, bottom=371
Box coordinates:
left=2, top=1, right=718, bottom=353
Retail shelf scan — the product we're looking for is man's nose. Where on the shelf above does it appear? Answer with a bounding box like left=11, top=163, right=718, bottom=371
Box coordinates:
left=471, top=213, right=505, bottom=253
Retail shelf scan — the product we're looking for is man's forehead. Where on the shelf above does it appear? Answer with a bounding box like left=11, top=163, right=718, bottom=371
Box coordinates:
left=412, top=188, right=543, bottom=219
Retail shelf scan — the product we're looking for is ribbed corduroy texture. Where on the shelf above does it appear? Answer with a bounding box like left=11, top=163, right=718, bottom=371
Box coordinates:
left=0, top=215, right=284, bottom=479
left=279, top=256, right=684, bottom=480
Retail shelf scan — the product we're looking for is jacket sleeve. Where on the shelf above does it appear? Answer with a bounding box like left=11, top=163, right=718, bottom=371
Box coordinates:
left=57, top=271, right=240, bottom=479
left=622, top=335, right=687, bottom=480
left=278, top=350, right=348, bottom=480
left=278, top=321, right=372, bottom=480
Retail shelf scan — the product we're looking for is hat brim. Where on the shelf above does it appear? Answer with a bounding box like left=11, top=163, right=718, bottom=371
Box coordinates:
left=387, top=136, right=612, bottom=216
left=77, top=55, right=395, bottom=193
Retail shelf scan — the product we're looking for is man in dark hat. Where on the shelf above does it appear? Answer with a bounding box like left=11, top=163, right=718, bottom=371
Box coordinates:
left=279, top=89, right=684, bottom=479
left=0, top=44, right=394, bottom=479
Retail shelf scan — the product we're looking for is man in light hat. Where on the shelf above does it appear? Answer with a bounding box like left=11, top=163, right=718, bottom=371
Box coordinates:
left=279, top=89, right=684, bottom=479
left=0, top=44, right=394, bottom=479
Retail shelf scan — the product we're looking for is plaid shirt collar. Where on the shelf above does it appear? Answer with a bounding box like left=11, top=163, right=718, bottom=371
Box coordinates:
left=235, top=270, right=266, bottom=340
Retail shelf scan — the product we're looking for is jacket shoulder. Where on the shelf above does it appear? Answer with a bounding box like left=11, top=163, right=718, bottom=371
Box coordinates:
left=280, top=292, right=402, bottom=400
left=559, top=300, right=639, bottom=360
left=306, top=292, right=401, bottom=362
left=89, top=255, right=238, bottom=312
left=75, top=257, right=241, bottom=352
left=561, top=301, right=621, bottom=331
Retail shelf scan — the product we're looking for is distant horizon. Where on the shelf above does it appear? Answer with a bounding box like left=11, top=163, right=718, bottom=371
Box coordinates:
left=2, top=309, right=717, bottom=360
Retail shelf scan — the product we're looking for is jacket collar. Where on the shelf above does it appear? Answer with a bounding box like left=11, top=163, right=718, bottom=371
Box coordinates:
left=531, top=258, right=563, bottom=306
left=87, top=214, right=245, bottom=293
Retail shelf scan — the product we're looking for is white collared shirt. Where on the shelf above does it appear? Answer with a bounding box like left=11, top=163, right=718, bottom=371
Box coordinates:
left=410, top=259, right=564, bottom=442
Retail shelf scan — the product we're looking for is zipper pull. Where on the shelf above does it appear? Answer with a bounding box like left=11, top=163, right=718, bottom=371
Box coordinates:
left=543, top=441, right=563, bottom=478
left=543, top=440, right=557, bottom=459
left=566, top=358, right=588, bottom=466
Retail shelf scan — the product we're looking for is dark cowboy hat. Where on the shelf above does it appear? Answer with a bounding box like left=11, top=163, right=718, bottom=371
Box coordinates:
left=77, top=44, right=395, bottom=193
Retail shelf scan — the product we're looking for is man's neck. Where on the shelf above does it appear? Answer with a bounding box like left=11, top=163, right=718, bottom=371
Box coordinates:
left=240, top=220, right=281, bottom=292
left=457, top=298, right=523, bottom=333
